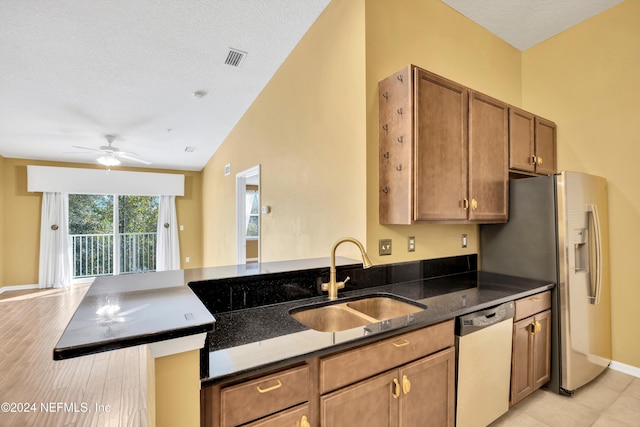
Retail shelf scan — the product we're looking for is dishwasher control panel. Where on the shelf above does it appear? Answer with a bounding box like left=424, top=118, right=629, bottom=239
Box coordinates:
left=456, top=302, right=515, bottom=336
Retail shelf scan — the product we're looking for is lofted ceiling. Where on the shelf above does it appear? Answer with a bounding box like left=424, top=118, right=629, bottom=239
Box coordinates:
left=441, top=0, right=623, bottom=51
left=0, top=0, right=623, bottom=171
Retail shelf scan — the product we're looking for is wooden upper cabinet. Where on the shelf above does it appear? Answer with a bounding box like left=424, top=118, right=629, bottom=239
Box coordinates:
left=379, top=65, right=514, bottom=224
left=468, top=91, right=509, bottom=222
left=509, top=107, right=536, bottom=173
left=414, top=68, right=468, bottom=222
left=534, top=117, right=557, bottom=175
left=509, top=106, right=557, bottom=176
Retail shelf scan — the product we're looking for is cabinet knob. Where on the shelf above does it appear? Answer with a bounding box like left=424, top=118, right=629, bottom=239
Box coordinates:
left=392, top=378, right=401, bottom=399
left=471, top=198, right=478, bottom=211
left=301, top=415, right=311, bottom=427
left=537, top=156, right=543, bottom=166
left=402, top=375, right=411, bottom=395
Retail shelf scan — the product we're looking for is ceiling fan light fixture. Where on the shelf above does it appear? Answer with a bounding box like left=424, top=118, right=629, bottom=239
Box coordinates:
left=97, top=154, right=121, bottom=166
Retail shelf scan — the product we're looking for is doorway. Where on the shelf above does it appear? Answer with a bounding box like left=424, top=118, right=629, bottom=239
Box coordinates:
left=236, top=165, right=261, bottom=265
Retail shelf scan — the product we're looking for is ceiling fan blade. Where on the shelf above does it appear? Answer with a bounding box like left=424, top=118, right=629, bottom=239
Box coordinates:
left=71, top=145, right=103, bottom=152
left=116, top=152, right=152, bottom=165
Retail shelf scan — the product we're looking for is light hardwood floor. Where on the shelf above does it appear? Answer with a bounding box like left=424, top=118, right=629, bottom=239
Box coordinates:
left=0, top=285, right=147, bottom=427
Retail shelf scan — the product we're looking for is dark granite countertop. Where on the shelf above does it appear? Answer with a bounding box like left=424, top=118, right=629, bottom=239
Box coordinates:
left=53, top=269, right=216, bottom=360
left=198, top=268, right=553, bottom=386
left=53, top=257, right=359, bottom=360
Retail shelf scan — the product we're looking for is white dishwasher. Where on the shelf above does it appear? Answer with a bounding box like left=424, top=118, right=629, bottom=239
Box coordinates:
left=455, top=302, right=515, bottom=427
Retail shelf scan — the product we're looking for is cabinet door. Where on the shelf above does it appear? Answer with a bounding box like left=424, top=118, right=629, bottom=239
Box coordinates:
left=414, top=68, right=468, bottom=221
left=510, top=317, right=534, bottom=405
left=509, top=107, right=536, bottom=173
left=321, top=370, right=399, bottom=427
left=468, top=91, right=509, bottom=222
left=399, top=348, right=455, bottom=427
left=532, top=310, right=551, bottom=389
left=534, top=117, right=556, bottom=175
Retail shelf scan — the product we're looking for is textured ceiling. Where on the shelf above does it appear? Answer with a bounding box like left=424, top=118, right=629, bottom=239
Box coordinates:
left=0, top=1, right=623, bottom=171
left=0, top=0, right=329, bottom=171
left=442, top=0, right=623, bottom=51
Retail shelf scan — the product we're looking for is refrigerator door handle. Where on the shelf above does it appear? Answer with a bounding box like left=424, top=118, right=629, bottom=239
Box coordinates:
left=586, top=203, right=603, bottom=305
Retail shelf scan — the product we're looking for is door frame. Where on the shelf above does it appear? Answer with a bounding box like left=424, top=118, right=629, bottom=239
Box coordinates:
left=235, top=165, right=261, bottom=265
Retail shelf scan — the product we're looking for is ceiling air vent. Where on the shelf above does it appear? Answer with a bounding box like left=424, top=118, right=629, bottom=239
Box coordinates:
left=225, top=49, right=247, bottom=67
left=184, top=146, right=195, bottom=152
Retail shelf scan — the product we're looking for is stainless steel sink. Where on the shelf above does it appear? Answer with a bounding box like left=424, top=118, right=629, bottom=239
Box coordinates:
left=346, top=297, right=423, bottom=320
left=290, top=295, right=425, bottom=332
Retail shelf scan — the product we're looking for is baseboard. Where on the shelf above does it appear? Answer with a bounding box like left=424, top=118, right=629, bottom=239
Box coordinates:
left=610, top=360, right=640, bottom=378
left=0, top=284, right=38, bottom=294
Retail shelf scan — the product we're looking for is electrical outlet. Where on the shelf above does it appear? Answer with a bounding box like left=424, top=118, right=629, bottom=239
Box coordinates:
left=379, top=239, right=392, bottom=256
left=408, top=236, right=415, bottom=252
left=185, top=256, right=190, bottom=263
left=461, top=234, right=467, bottom=248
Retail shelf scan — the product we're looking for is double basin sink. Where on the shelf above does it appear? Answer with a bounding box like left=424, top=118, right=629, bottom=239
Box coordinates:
left=290, top=294, right=426, bottom=332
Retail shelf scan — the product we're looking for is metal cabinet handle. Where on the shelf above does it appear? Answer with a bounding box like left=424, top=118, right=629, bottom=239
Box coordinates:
left=392, top=339, right=410, bottom=348
left=529, top=320, right=542, bottom=334
left=463, top=198, right=469, bottom=210
left=256, top=379, right=282, bottom=393
left=392, top=378, right=401, bottom=398
left=402, top=375, right=411, bottom=395
left=537, top=156, right=543, bottom=166
left=471, top=198, right=478, bottom=211
left=531, top=155, right=537, bottom=165
left=301, top=415, right=310, bottom=427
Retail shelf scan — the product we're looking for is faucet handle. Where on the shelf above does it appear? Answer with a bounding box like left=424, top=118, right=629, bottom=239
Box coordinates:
left=337, top=276, right=350, bottom=290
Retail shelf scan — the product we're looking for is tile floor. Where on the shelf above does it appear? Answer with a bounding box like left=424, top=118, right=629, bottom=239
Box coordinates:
left=491, top=368, right=640, bottom=426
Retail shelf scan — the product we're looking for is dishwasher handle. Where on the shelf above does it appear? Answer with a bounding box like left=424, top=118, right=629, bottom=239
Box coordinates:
left=456, top=302, right=515, bottom=336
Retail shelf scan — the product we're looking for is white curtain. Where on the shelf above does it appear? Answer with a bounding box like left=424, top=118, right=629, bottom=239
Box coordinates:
left=156, top=195, right=180, bottom=271
left=38, top=192, right=71, bottom=288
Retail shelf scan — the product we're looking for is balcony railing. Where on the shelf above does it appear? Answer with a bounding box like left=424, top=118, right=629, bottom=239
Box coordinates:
left=70, top=232, right=157, bottom=278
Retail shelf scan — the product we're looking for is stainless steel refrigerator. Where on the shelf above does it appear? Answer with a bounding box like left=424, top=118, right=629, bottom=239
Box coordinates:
left=480, top=171, right=611, bottom=394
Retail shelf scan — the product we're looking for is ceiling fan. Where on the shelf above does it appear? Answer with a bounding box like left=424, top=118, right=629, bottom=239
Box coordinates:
left=72, top=134, right=151, bottom=167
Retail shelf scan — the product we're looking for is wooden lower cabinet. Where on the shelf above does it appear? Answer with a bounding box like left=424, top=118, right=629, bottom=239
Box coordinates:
left=320, top=347, right=455, bottom=427
left=202, top=321, right=455, bottom=427
left=510, top=309, right=551, bottom=405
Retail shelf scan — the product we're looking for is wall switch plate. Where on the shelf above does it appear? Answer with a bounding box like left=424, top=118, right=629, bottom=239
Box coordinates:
left=379, top=239, right=392, bottom=256
left=461, top=234, right=467, bottom=248
left=185, top=256, right=190, bottom=263
left=408, top=236, right=415, bottom=252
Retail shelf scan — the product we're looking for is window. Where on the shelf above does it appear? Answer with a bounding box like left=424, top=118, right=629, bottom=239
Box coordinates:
left=69, top=194, right=159, bottom=278
left=246, top=190, right=259, bottom=238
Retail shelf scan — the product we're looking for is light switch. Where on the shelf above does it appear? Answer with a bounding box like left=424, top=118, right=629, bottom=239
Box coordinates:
left=179, top=225, right=184, bottom=231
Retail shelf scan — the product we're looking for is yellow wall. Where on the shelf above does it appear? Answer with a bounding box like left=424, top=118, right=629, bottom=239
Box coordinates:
left=364, top=0, right=522, bottom=262
left=0, top=158, right=202, bottom=286
left=201, top=0, right=367, bottom=265
left=522, top=0, right=640, bottom=368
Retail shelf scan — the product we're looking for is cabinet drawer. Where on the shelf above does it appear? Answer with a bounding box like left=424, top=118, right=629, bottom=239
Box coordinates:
left=514, top=291, right=551, bottom=321
left=220, top=364, right=309, bottom=427
left=320, top=319, right=454, bottom=394
left=244, top=403, right=310, bottom=427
